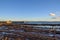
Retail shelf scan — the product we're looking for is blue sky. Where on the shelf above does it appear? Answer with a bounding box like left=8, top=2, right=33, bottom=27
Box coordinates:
left=0, top=0, right=60, bottom=21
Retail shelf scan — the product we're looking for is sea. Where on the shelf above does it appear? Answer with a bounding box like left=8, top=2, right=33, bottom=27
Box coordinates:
left=0, top=21, right=60, bottom=40
left=0, top=21, right=60, bottom=32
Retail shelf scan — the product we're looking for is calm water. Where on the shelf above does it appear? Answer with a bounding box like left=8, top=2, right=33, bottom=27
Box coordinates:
left=24, top=21, right=60, bottom=24
left=12, top=21, right=60, bottom=24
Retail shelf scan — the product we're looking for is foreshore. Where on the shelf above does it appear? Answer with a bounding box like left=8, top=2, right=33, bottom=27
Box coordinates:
left=0, top=21, right=60, bottom=40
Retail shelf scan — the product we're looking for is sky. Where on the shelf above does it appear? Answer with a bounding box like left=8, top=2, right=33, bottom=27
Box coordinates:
left=0, top=0, right=60, bottom=21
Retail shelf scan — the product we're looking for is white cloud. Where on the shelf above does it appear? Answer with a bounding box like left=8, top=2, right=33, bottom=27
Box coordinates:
left=49, top=13, right=56, bottom=16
